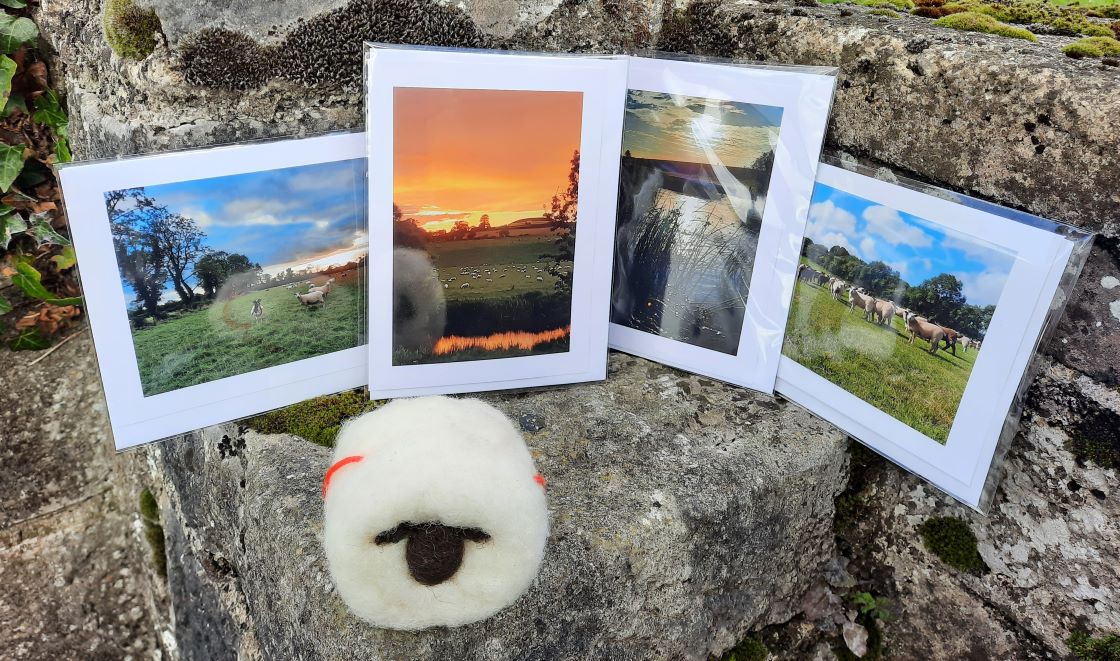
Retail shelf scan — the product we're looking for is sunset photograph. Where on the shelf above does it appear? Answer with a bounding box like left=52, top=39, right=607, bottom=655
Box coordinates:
left=391, top=87, right=584, bottom=365
left=610, top=89, right=783, bottom=355
left=106, top=158, right=367, bottom=395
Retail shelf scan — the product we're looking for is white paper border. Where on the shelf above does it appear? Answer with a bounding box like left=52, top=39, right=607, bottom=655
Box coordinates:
left=59, top=133, right=369, bottom=450
left=607, top=56, right=836, bottom=393
left=775, top=164, right=1074, bottom=507
left=365, top=47, right=627, bottom=399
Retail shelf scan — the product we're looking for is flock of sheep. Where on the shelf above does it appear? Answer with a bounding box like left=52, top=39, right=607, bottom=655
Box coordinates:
left=292, top=277, right=335, bottom=306
left=797, top=264, right=979, bottom=357
left=438, top=263, right=560, bottom=290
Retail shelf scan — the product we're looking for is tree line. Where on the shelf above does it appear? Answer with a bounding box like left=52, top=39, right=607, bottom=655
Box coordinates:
left=804, top=239, right=996, bottom=339
left=108, top=187, right=271, bottom=319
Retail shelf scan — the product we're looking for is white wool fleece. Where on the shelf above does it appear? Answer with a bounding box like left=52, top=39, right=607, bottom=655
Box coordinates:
left=323, top=396, right=549, bottom=630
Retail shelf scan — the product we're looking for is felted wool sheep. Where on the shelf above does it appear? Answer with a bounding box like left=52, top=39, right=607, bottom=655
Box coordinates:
left=323, top=396, right=549, bottom=630
left=392, top=247, right=447, bottom=358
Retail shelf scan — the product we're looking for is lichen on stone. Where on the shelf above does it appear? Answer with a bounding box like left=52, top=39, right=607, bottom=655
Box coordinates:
left=869, top=8, right=902, bottom=18
left=1062, top=36, right=1120, bottom=59
left=655, top=0, right=737, bottom=58
left=917, top=516, right=986, bottom=573
left=933, top=11, right=1037, bottom=41
left=178, top=28, right=274, bottom=90
left=102, top=0, right=163, bottom=60
left=177, top=0, right=490, bottom=90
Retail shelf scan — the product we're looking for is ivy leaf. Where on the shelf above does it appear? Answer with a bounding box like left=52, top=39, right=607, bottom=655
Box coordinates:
left=0, top=142, right=25, bottom=192
left=11, top=257, right=52, bottom=299
left=0, top=54, right=15, bottom=106
left=32, top=91, right=69, bottom=163
left=11, top=327, right=50, bottom=350
left=26, top=213, right=69, bottom=246
left=0, top=15, right=38, bottom=54
left=31, top=89, right=65, bottom=128
left=3, top=91, right=25, bottom=117
left=51, top=244, right=76, bottom=270
left=11, top=258, right=82, bottom=304
left=0, top=0, right=28, bottom=9
left=0, top=292, right=11, bottom=314
left=0, top=206, right=26, bottom=249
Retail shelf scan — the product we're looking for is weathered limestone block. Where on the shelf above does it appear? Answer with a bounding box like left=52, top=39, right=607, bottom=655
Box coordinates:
left=0, top=332, right=161, bottom=658
left=828, top=359, right=1120, bottom=659
left=26, top=0, right=1120, bottom=656
left=138, top=354, right=847, bottom=660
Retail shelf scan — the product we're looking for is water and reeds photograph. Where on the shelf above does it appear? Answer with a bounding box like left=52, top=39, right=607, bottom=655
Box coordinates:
left=391, top=87, right=584, bottom=365
left=781, top=183, right=1016, bottom=444
left=107, top=158, right=367, bottom=396
left=610, top=89, right=783, bottom=355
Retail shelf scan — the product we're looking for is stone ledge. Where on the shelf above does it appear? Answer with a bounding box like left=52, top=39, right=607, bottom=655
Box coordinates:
left=142, top=353, right=848, bottom=660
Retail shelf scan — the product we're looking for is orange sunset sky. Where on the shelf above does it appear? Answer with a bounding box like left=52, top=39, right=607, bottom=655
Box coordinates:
left=394, top=87, right=584, bottom=232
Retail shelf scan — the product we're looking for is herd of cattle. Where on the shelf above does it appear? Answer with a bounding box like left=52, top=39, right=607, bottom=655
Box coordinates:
left=797, top=265, right=980, bottom=357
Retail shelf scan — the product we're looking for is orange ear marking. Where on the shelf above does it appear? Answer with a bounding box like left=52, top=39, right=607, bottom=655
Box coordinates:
left=533, top=474, right=546, bottom=488
left=323, top=455, right=364, bottom=498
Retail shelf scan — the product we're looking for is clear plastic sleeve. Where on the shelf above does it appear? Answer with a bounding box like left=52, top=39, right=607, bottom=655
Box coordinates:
left=775, top=157, right=1093, bottom=511
left=362, top=43, right=627, bottom=399
left=56, top=131, right=369, bottom=449
left=606, top=51, right=837, bottom=393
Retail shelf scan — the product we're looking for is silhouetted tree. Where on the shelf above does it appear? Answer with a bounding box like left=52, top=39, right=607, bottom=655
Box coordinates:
left=157, top=213, right=206, bottom=303
left=543, top=150, right=579, bottom=293
left=106, top=188, right=169, bottom=318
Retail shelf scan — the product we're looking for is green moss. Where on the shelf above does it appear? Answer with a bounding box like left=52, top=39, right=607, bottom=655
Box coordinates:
left=1062, top=35, right=1120, bottom=57
left=139, top=488, right=159, bottom=522
left=138, top=489, right=167, bottom=578
left=1068, top=631, right=1120, bottom=660
left=934, top=11, right=1038, bottom=40
left=918, top=516, right=986, bottom=573
left=245, top=389, right=382, bottom=447
left=102, top=0, right=162, bottom=60
left=719, top=635, right=768, bottom=661
left=870, top=7, right=902, bottom=16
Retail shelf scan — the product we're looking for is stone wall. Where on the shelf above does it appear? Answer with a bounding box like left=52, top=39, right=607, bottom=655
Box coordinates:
left=25, top=0, right=1120, bottom=658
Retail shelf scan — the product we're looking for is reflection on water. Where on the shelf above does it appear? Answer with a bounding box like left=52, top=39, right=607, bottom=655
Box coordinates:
left=433, top=326, right=571, bottom=356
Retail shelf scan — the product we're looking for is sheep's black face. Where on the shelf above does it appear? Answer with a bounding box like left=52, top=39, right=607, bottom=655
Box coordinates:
left=375, top=522, right=490, bottom=585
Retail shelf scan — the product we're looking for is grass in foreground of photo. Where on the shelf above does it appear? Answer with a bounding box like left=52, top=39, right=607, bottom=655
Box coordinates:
left=783, top=278, right=978, bottom=443
left=132, top=273, right=365, bottom=395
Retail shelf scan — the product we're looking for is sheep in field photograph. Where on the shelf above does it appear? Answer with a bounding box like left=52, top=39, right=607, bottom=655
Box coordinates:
left=780, top=182, right=1017, bottom=444
left=105, top=158, right=368, bottom=396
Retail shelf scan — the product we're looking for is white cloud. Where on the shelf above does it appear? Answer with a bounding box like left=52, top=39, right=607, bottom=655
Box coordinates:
left=287, top=166, right=357, bottom=193
left=942, top=233, right=1008, bottom=266
left=859, top=237, right=878, bottom=261
left=223, top=197, right=300, bottom=218
left=806, top=200, right=857, bottom=241
left=958, top=269, right=1009, bottom=307
left=861, top=205, right=932, bottom=247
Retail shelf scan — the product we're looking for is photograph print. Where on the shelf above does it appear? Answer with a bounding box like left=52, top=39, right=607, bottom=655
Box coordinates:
left=391, top=87, right=583, bottom=366
left=108, top=158, right=368, bottom=396
left=611, top=89, right=783, bottom=355
left=781, top=181, right=1016, bottom=444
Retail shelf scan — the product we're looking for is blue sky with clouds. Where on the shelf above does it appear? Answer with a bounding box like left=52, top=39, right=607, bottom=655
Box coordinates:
left=805, top=183, right=1016, bottom=307
left=120, top=158, right=367, bottom=270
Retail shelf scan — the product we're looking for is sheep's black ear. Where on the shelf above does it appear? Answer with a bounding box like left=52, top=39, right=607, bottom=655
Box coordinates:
left=374, top=523, right=413, bottom=545
left=459, top=527, right=491, bottom=543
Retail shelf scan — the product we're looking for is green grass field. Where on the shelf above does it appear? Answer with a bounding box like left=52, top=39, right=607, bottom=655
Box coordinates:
left=131, top=274, right=365, bottom=396
left=427, top=235, right=571, bottom=302
left=782, top=278, right=978, bottom=444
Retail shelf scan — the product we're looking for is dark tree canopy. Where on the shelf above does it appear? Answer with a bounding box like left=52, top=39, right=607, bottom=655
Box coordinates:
left=107, top=188, right=170, bottom=318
